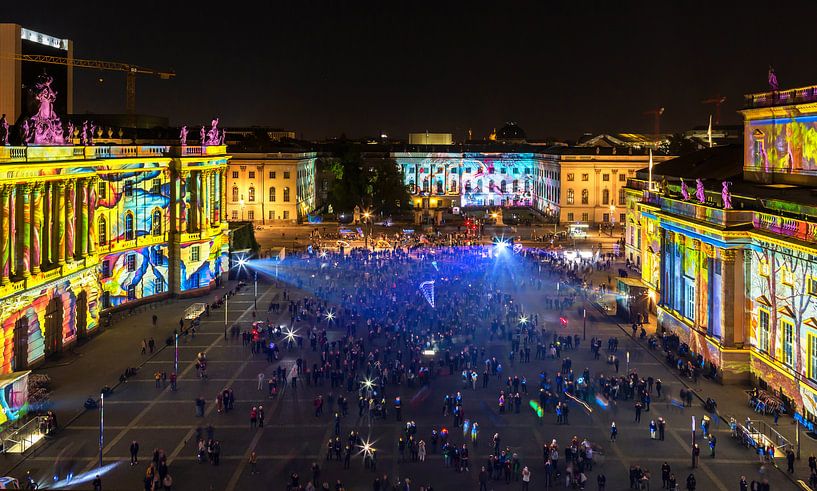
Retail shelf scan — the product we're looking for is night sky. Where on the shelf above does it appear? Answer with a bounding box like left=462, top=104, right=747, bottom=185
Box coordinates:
left=7, top=0, right=817, bottom=141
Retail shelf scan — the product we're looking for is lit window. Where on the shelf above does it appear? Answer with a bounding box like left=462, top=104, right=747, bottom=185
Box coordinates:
left=249, top=171, right=255, bottom=179
left=269, top=187, right=276, bottom=202
left=248, top=187, right=255, bottom=202
left=98, top=181, right=107, bottom=199
left=283, top=187, right=290, bottom=202
left=152, top=179, right=161, bottom=194
left=759, top=258, right=770, bottom=277
left=567, top=212, right=574, bottom=221
left=154, top=278, right=164, bottom=294
left=152, top=210, right=162, bottom=236
left=582, top=212, right=589, bottom=222
left=581, top=174, right=589, bottom=181
left=809, top=335, right=817, bottom=381
left=283, top=210, right=290, bottom=220
left=566, top=189, right=574, bottom=205
left=232, top=171, right=238, bottom=179
left=782, top=320, right=794, bottom=368
left=581, top=189, right=589, bottom=205
left=127, top=253, right=136, bottom=272
left=98, top=216, right=107, bottom=245
left=127, top=285, right=136, bottom=300
left=684, top=278, right=695, bottom=321
left=191, top=246, right=200, bottom=262
left=758, top=310, right=770, bottom=353
left=603, top=174, right=610, bottom=181
left=124, top=180, right=133, bottom=197
left=248, top=210, right=254, bottom=220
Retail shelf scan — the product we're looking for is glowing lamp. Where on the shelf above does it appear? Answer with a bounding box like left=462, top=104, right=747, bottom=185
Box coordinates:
left=559, top=316, right=568, bottom=327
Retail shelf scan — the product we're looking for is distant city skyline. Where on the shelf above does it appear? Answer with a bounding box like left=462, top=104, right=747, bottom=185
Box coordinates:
left=6, top=0, right=817, bottom=139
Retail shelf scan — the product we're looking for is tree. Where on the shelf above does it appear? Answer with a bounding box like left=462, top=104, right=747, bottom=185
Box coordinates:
left=369, top=155, right=410, bottom=214
left=327, top=146, right=409, bottom=215
left=660, top=133, right=700, bottom=156
left=327, top=146, right=368, bottom=212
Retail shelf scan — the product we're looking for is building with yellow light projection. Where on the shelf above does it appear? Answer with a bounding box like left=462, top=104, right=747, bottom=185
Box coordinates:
left=0, top=139, right=229, bottom=374
left=624, top=83, right=817, bottom=424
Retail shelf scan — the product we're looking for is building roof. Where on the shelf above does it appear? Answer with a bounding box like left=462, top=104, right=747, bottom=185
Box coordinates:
left=640, top=144, right=743, bottom=181
left=496, top=122, right=526, bottom=142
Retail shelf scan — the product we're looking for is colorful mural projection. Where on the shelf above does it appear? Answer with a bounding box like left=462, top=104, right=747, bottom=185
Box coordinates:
left=397, top=153, right=537, bottom=207
left=100, top=246, right=168, bottom=307
left=748, top=243, right=817, bottom=416
left=179, top=239, right=226, bottom=291
left=0, top=273, right=99, bottom=373
left=748, top=116, right=817, bottom=173
left=96, top=168, right=170, bottom=241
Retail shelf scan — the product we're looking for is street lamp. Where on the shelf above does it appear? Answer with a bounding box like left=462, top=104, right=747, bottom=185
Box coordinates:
left=609, top=204, right=616, bottom=237
left=224, top=290, right=228, bottom=340
left=239, top=197, right=245, bottom=221
left=99, top=391, right=104, bottom=469
left=626, top=351, right=630, bottom=373
left=691, top=416, right=696, bottom=468
left=363, top=211, right=371, bottom=249
left=253, top=271, right=258, bottom=310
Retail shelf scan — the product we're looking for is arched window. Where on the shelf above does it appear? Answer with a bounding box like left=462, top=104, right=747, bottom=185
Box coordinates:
left=269, top=187, right=276, bottom=202
left=567, top=189, right=574, bottom=205
left=450, top=180, right=457, bottom=192
left=232, top=186, right=239, bottom=202
left=435, top=180, right=443, bottom=194
left=422, top=179, right=429, bottom=193
left=602, top=188, right=610, bottom=205
left=98, top=216, right=107, bottom=245
left=248, top=187, right=255, bottom=202
left=283, top=187, right=290, bottom=202
left=524, top=179, right=530, bottom=192
left=500, top=180, right=507, bottom=193
left=125, top=212, right=134, bottom=240
left=489, top=180, right=495, bottom=192
left=581, top=189, right=589, bottom=205
left=465, top=180, right=472, bottom=192
left=408, top=180, right=416, bottom=193
left=152, top=209, right=162, bottom=236
left=512, top=179, right=519, bottom=193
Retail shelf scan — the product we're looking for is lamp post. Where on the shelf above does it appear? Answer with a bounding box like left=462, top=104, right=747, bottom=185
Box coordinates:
left=99, top=391, right=104, bottom=469
left=691, top=416, right=696, bottom=468
left=363, top=211, right=371, bottom=249
left=626, top=351, right=630, bottom=373
left=253, top=271, right=258, bottom=310
left=224, top=291, right=228, bottom=340
left=174, top=333, right=179, bottom=379
left=239, top=197, right=245, bottom=221
left=583, top=306, right=587, bottom=340
left=609, top=204, right=616, bottom=237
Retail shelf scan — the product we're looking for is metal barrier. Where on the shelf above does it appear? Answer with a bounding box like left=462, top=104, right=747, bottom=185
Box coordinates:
left=1, top=415, right=49, bottom=453
left=726, top=414, right=792, bottom=458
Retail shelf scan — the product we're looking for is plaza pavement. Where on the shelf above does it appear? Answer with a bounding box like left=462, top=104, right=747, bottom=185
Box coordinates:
left=0, top=251, right=807, bottom=490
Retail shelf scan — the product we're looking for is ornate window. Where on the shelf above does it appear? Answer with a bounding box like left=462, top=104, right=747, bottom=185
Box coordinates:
left=125, top=212, right=134, bottom=241
left=602, top=189, right=610, bottom=205
left=567, top=189, right=574, bottom=205
left=98, top=216, right=107, bottom=245
left=283, top=187, right=291, bottom=202
left=152, top=209, right=162, bottom=236
left=581, top=189, right=589, bottom=205
left=500, top=180, right=507, bottom=193
left=782, top=319, right=794, bottom=367
left=758, top=309, right=770, bottom=353
left=248, top=187, right=255, bottom=202
left=269, top=187, right=276, bottom=202
left=232, top=186, right=239, bottom=202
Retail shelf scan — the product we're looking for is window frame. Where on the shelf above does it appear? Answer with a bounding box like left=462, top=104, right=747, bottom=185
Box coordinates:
left=758, top=309, right=770, bottom=353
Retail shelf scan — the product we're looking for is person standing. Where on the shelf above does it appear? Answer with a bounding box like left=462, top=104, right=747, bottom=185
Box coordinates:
left=418, top=440, right=426, bottom=462
left=129, top=440, right=139, bottom=466
left=521, top=466, right=531, bottom=491
left=610, top=422, right=617, bottom=442
left=249, top=451, right=258, bottom=475
left=597, top=473, right=606, bottom=491
left=686, top=473, right=696, bottom=491
left=92, top=475, right=102, bottom=491
left=787, top=448, right=796, bottom=473
left=478, top=466, right=489, bottom=491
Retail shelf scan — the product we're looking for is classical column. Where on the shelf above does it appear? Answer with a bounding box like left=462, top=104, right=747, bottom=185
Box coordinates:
left=19, top=184, right=31, bottom=277
left=720, top=249, right=745, bottom=348
left=201, top=170, right=210, bottom=230
left=220, top=170, right=227, bottom=225
left=77, top=178, right=88, bottom=258
left=30, top=183, right=43, bottom=274
left=65, top=179, right=75, bottom=261
left=180, top=171, right=190, bottom=233
left=42, top=182, right=51, bottom=267
left=54, top=181, right=66, bottom=265
left=0, top=185, right=7, bottom=284
left=7, top=186, right=14, bottom=279
left=87, top=178, right=96, bottom=255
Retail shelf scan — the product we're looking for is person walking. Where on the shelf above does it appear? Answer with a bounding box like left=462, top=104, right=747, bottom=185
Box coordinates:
left=610, top=422, right=617, bottom=442
left=479, top=466, right=489, bottom=491
left=249, top=451, right=258, bottom=475
left=418, top=440, right=426, bottom=462
left=141, top=339, right=147, bottom=355
left=521, top=466, right=531, bottom=491
left=787, top=448, right=796, bottom=473
left=686, top=473, right=696, bottom=491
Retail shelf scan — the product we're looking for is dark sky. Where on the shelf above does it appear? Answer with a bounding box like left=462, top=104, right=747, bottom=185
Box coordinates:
left=7, top=0, right=817, bottom=141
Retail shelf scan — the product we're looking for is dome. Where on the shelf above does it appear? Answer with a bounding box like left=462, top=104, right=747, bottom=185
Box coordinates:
left=496, top=122, right=526, bottom=143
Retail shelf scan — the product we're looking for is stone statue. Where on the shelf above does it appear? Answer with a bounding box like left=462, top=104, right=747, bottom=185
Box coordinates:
left=722, top=181, right=733, bottom=209
left=27, top=73, right=66, bottom=145
left=219, top=128, right=226, bottom=145
left=660, top=177, right=668, bottom=195
left=66, top=121, right=74, bottom=143
left=20, top=120, right=31, bottom=145
left=680, top=178, right=689, bottom=200
left=107, top=127, right=113, bottom=139
left=695, top=178, right=706, bottom=203
left=0, top=114, right=8, bottom=145
left=768, top=66, right=779, bottom=91
left=179, top=125, right=189, bottom=146
left=205, top=117, right=220, bottom=145
left=81, top=121, right=89, bottom=146
left=90, top=123, right=97, bottom=145
left=200, top=125, right=206, bottom=144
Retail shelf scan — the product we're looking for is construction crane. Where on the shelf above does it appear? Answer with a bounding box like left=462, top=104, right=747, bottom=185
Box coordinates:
left=643, top=107, right=665, bottom=136
left=701, top=95, right=727, bottom=125
left=8, top=53, right=175, bottom=115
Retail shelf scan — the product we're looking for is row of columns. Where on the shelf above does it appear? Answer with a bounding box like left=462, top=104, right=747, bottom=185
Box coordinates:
left=179, top=169, right=227, bottom=234
left=0, top=178, right=96, bottom=284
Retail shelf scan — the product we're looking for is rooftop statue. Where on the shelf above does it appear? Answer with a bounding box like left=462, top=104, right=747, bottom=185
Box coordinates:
left=28, top=73, right=66, bottom=145
left=0, top=114, right=8, bottom=145
left=768, top=66, right=779, bottom=91
left=695, top=178, right=706, bottom=203
left=680, top=178, right=689, bottom=200
left=722, top=181, right=733, bottom=209
left=205, top=117, right=221, bottom=145
left=180, top=125, right=189, bottom=146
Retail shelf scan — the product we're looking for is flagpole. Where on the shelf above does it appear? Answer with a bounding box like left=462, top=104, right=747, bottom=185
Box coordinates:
left=648, top=149, right=653, bottom=191
left=708, top=115, right=713, bottom=148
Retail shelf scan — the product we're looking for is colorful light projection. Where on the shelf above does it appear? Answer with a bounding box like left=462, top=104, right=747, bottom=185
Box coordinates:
left=397, top=153, right=538, bottom=207
left=100, top=245, right=168, bottom=307
left=180, top=238, right=227, bottom=291
left=748, top=242, right=817, bottom=417
left=747, top=116, right=817, bottom=174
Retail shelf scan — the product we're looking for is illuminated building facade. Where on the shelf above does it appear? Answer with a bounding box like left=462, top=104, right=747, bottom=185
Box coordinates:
left=394, top=151, right=559, bottom=212
left=0, top=143, right=229, bottom=373
left=226, top=152, right=316, bottom=223
left=624, top=83, right=817, bottom=422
